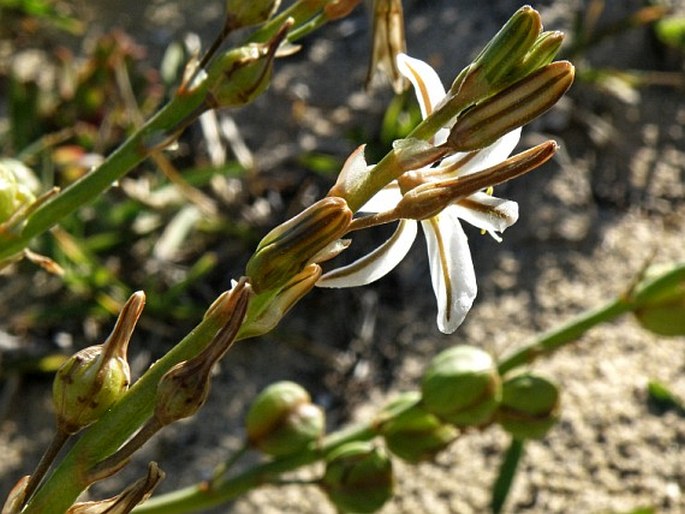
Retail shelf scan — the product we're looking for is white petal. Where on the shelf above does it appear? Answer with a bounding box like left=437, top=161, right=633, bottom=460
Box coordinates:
left=452, top=192, right=519, bottom=235
left=396, top=54, right=446, bottom=118
left=316, top=219, right=418, bottom=288
left=422, top=208, right=477, bottom=334
left=458, top=127, right=522, bottom=176
left=359, top=181, right=402, bottom=213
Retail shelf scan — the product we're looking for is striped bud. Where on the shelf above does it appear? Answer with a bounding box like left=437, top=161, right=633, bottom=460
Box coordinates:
left=448, top=61, right=574, bottom=152
left=246, top=197, right=352, bottom=293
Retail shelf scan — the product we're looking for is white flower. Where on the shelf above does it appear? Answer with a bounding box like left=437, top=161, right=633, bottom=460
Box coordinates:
left=318, top=54, right=520, bottom=334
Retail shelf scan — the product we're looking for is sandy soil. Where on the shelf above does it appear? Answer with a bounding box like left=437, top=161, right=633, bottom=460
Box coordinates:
left=1, top=1, right=684, bottom=513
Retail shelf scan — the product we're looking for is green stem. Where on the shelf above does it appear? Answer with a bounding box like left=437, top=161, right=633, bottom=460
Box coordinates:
left=0, top=81, right=209, bottom=262
left=491, top=438, right=525, bottom=514
left=497, top=296, right=632, bottom=375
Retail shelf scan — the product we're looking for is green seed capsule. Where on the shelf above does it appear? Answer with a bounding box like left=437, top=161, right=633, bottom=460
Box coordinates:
left=321, top=442, right=393, bottom=513
left=246, top=381, right=325, bottom=456
left=497, top=373, right=560, bottom=440
left=421, top=345, right=501, bottom=427
left=52, top=292, right=144, bottom=434
left=380, top=392, right=458, bottom=463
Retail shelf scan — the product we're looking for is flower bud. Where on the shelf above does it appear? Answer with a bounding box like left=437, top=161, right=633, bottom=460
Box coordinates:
left=366, top=0, right=407, bottom=94
left=511, top=30, right=565, bottom=79
left=632, top=264, right=685, bottom=336
left=0, top=158, right=36, bottom=224
left=379, top=392, right=458, bottom=463
left=66, top=462, right=164, bottom=514
left=246, top=197, right=352, bottom=293
left=245, top=381, right=325, bottom=456
left=155, top=280, right=250, bottom=425
left=225, top=0, right=281, bottom=30
left=447, top=61, right=574, bottom=152
left=205, top=20, right=290, bottom=109
left=321, top=442, right=394, bottom=514
left=240, top=264, right=322, bottom=338
left=456, top=6, right=541, bottom=97
left=53, top=292, right=145, bottom=434
left=421, top=345, right=501, bottom=427
left=2, top=475, right=29, bottom=514
left=497, top=373, right=560, bottom=440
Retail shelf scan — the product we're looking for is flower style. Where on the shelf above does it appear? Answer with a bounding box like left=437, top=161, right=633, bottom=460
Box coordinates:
left=317, top=54, right=521, bottom=334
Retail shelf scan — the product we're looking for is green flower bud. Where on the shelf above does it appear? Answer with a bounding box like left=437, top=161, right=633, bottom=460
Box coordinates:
left=246, top=197, right=352, bottom=293
left=0, top=159, right=36, bottom=224
left=52, top=292, right=145, bottom=434
left=459, top=5, right=542, bottom=96
left=205, top=20, right=290, bottom=109
left=511, top=30, right=565, bottom=79
left=447, top=61, right=574, bottom=152
left=246, top=381, right=325, bottom=456
left=421, top=345, right=501, bottom=427
left=497, top=373, right=560, bottom=440
left=380, top=392, right=458, bottom=463
left=225, top=0, right=281, bottom=30
left=321, top=442, right=394, bottom=513
left=632, top=264, right=685, bottom=336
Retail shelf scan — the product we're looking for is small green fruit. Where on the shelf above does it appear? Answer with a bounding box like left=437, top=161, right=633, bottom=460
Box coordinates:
left=421, top=345, right=501, bottom=427
left=498, top=373, right=560, bottom=440
left=380, top=392, right=459, bottom=463
left=321, top=442, right=393, bottom=513
left=246, top=381, right=325, bottom=457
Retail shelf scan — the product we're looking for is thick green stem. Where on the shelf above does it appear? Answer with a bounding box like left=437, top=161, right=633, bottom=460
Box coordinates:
left=0, top=82, right=209, bottom=262
left=497, top=297, right=632, bottom=375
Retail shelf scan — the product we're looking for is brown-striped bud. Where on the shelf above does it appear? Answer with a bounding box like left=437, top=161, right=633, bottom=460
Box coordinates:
left=52, top=292, right=145, bottom=434
left=154, top=280, right=250, bottom=425
left=380, top=392, right=459, bottom=463
left=245, top=381, right=325, bottom=456
left=246, top=197, right=352, bottom=292
left=421, top=345, right=501, bottom=427
left=497, top=373, right=560, bottom=440
left=321, top=442, right=394, bottom=514
left=448, top=61, right=574, bottom=152
left=394, top=141, right=558, bottom=220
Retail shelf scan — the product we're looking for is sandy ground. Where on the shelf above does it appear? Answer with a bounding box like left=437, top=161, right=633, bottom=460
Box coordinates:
left=1, top=1, right=684, bottom=513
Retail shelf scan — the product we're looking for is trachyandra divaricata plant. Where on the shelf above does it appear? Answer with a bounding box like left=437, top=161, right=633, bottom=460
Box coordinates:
left=2, top=2, right=684, bottom=514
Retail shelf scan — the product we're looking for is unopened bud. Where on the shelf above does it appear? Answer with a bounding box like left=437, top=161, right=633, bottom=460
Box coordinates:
left=633, top=263, right=685, bottom=336
left=324, top=0, right=362, bottom=21
left=380, top=392, right=459, bottom=463
left=366, top=0, right=407, bottom=94
left=53, top=292, right=145, bottom=434
left=448, top=61, right=574, bottom=152
left=241, top=264, right=322, bottom=338
left=511, top=30, right=565, bottom=79
left=0, top=159, right=37, bottom=224
left=246, top=197, right=352, bottom=292
left=321, top=442, right=394, bottom=514
left=155, top=281, right=250, bottom=425
left=394, top=140, right=558, bottom=220
left=206, top=20, right=291, bottom=109
left=456, top=5, right=541, bottom=97
left=421, top=345, right=501, bottom=427
left=66, top=462, right=164, bottom=514
left=2, top=475, right=29, bottom=514
left=225, top=0, right=281, bottom=30
left=497, top=373, right=560, bottom=440
left=246, top=381, right=325, bottom=456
